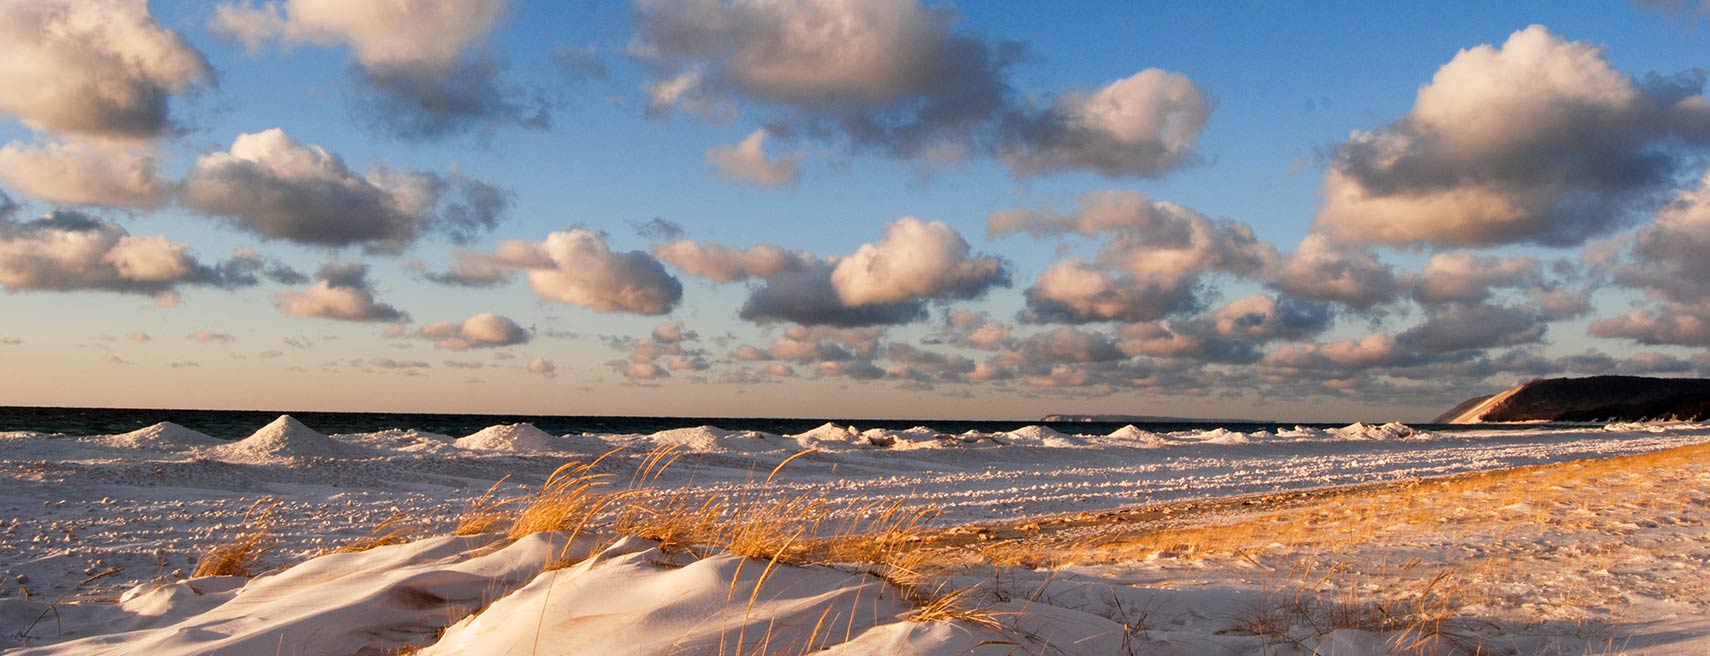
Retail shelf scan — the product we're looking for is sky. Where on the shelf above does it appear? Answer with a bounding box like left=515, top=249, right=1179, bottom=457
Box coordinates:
left=0, top=0, right=1707, bottom=422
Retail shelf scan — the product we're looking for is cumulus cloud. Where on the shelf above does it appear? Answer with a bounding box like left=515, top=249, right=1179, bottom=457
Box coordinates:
left=421, top=253, right=514, bottom=287
left=992, top=191, right=1275, bottom=323
left=738, top=258, right=951, bottom=326
left=0, top=206, right=282, bottom=299
left=662, top=217, right=1004, bottom=326
left=1020, top=259, right=1195, bottom=324
left=0, top=0, right=211, bottom=141
left=707, top=129, right=801, bottom=186
left=389, top=312, right=530, bottom=350
left=0, top=142, right=175, bottom=209
left=635, top=0, right=1016, bottom=157
left=751, top=325, right=883, bottom=364
left=606, top=323, right=707, bottom=380
left=1591, top=170, right=1710, bottom=346
left=938, top=310, right=1012, bottom=350
left=1209, top=294, right=1335, bottom=342
left=477, top=230, right=683, bottom=315
left=527, top=356, right=557, bottom=377
left=1262, top=333, right=1420, bottom=370
left=1017, top=327, right=1125, bottom=364
left=653, top=241, right=809, bottom=283
left=1313, top=25, right=1710, bottom=248
left=652, top=321, right=698, bottom=343
left=1269, top=235, right=1403, bottom=311
left=212, top=0, right=547, bottom=139
left=128, top=332, right=151, bottom=343
left=612, top=360, right=670, bottom=380
left=1113, top=321, right=1259, bottom=364
left=636, top=0, right=1217, bottom=178
left=831, top=217, right=1007, bottom=306
left=882, top=343, right=975, bottom=383
left=1002, top=69, right=1211, bottom=178
left=1407, top=253, right=1540, bottom=304
left=1590, top=310, right=1710, bottom=346
left=208, top=248, right=309, bottom=288
left=184, top=129, right=511, bottom=252
left=1395, top=303, right=1548, bottom=354
left=275, top=261, right=407, bottom=322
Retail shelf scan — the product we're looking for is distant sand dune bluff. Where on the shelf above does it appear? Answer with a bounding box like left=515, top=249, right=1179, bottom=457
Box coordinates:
left=1437, top=375, right=1710, bottom=424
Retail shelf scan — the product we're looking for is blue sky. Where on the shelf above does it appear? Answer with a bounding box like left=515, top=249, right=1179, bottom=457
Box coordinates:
left=0, top=0, right=1706, bottom=421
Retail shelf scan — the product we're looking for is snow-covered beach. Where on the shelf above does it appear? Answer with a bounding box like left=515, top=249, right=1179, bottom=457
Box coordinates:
left=2, top=417, right=1708, bottom=654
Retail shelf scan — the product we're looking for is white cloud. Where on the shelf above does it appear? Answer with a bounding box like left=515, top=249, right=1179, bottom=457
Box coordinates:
left=993, top=191, right=1275, bottom=323
left=706, top=129, right=800, bottom=187
left=1314, top=25, right=1710, bottom=247
left=1209, top=294, right=1335, bottom=342
left=392, top=312, right=531, bottom=350
left=0, top=209, right=210, bottom=299
left=1408, top=253, right=1540, bottom=304
left=1591, top=170, right=1710, bottom=346
left=485, top=230, right=683, bottom=315
left=634, top=0, right=1014, bottom=159
left=941, top=310, right=1012, bottom=350
left=211, top=0, right=545, bottom=139
left=1003, top=69, right=1211, bottom=177
left=213, top=0, right=501, bottom=69
left=653, top=241, right=808, bottom=283
left=831, top=217, right=1007, bottom=306
left=527, top=356, right=557, bottom=377
left=661, top=217, right=1004, bottom=326
left=0, top=0, right=211, bottom=140
left=0, top=141, right=174, bottom=209
left=1269, top=234, right=1403, bottom=311
left=651, top=322, right=697, bottom=343
left=275, top=261, right=407, bottom=322
left=184, top=128, right=509, bottom=251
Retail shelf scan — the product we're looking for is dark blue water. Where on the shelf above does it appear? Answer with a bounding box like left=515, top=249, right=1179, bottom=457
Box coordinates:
left=0, top=405, right=1583, bottom=440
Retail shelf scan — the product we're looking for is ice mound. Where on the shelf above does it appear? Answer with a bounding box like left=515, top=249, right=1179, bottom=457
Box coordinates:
left=454, top=423, right=560, bottom=452
left=101, top=422, right=221, bottom=450
left=1275, top=425, right=1330, bottom=440
left=210, top=415, right=372, bottom=462
left=1003, top=425, right=1084, bottom=447
left=646, top=426, right=782, bottom=453
left=789, top=422, right=886, bottom=448
left=1332, top=421, right=1418, bottom=440
left=1183, top=427, right=1251, bottom=444
left=1106, top=424, right=1167, bottom=444
left=790, top=422, right=855, bottom=441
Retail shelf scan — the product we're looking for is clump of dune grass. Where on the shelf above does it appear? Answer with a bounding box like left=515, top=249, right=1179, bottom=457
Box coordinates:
left=453, top=476, right=524, bottom=536
left=509, top=448, right=630, bottom=540
left=193, top=498, right=279, bottom=577
left=902, top=582, right=1006, bottom=630
left=328, top=511, right=426, bottom=554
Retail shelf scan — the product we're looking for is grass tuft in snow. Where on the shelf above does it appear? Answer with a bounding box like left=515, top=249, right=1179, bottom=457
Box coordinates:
left=192, top=498, right=279, bottom=578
